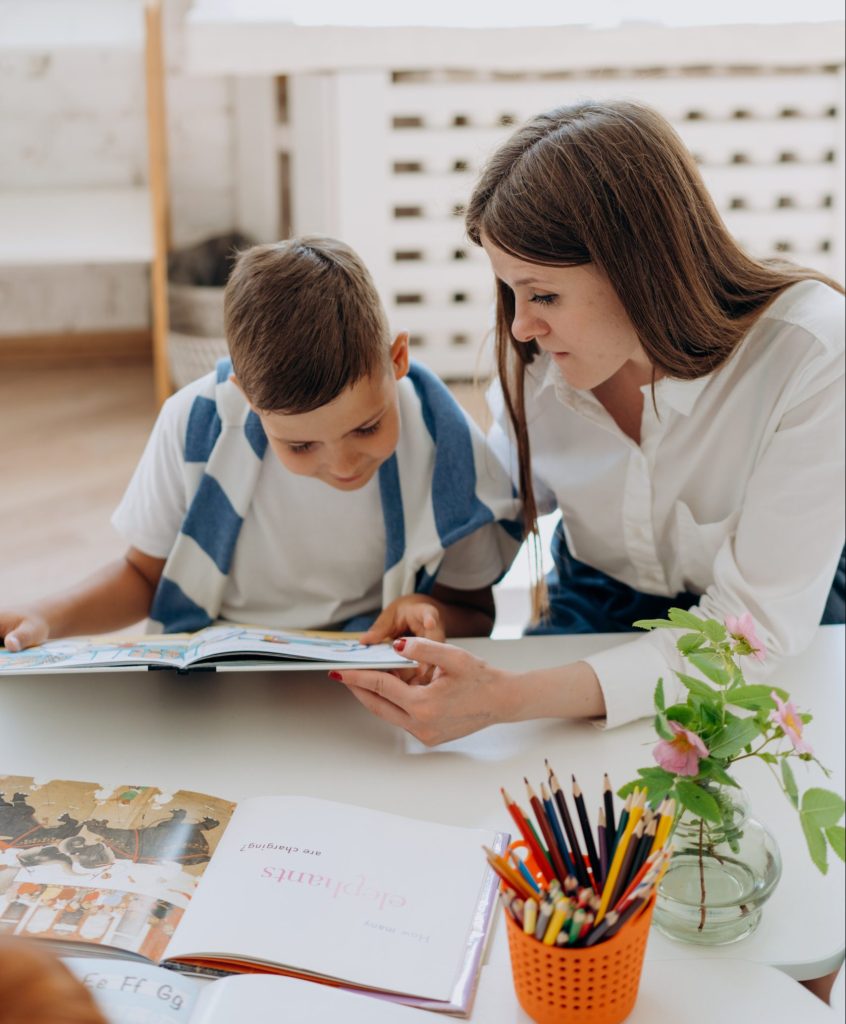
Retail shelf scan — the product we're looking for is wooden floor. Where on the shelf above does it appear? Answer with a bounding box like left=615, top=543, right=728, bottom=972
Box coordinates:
left=0, top=362, right=491, bottom=612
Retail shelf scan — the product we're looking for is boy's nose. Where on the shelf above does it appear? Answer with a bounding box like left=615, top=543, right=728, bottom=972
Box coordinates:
left=327, top=448, right=363, bottom=477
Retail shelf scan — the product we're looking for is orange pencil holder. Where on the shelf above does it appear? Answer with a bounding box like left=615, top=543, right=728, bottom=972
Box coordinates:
left=504, top=897, right=655, bottom=1024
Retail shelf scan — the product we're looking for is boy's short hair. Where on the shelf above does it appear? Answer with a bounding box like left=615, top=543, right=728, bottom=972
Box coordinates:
left=224, top=236, right=392, bottom=413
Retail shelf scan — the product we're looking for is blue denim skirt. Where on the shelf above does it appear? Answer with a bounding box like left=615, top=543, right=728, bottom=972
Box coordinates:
left=525, top=519, right=845, bottom=636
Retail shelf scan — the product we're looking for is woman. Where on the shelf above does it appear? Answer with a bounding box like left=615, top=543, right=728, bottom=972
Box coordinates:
left=332, top=100, right=845, bottom=745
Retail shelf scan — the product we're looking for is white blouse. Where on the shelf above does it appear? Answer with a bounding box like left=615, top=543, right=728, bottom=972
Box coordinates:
left=489, top=280, right=845, bottom=727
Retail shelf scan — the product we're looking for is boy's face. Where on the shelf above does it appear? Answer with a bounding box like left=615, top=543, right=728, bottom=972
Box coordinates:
left=245, top=333, right=409, bottom=492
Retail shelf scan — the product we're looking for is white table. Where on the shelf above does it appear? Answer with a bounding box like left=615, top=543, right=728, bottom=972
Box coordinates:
left=2, top=626, right=843, bottom=1018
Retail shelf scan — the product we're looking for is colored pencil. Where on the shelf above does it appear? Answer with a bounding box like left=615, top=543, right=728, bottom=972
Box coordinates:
left=500, top=788, right=555, bottom=884
left=510, top=852, right=542, bottom=894
left=612, top=790, right=633, bottom=856
left=630, top=814, right=657, bottom=879
left=651, top=798, right=676, bottom=856
left=523, top=897, right=538, bottom=935
left=613, top=848, right=662, bottom=909
left=543, top=898, right=570, bottom=945
left=607, top=817, right=645, bottom=911
left=603, top=772, right=616, bottom=843
left=546, top=763, right=591, bottom=889
left=571, top=774, right=603, bottom=891
left=483, top=846, right=536, bottom=902
left=525, top=778, right=570, bottom=885
left=534, top=898, right=554, bottom=941
left=595, top=798, right=641, bottom=925
left=597, top=807, right=608, bottom=887
left=541, top=782, right=577, bottom=879
left=584, top=910, right=618, bottom=946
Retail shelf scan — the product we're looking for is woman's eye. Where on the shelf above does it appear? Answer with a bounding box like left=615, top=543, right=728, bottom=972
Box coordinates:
left=356, top=421, right=381, bottom=437
left=530, top=293, right=557, bottom=306
left=287, top=442, right=314, bottom=454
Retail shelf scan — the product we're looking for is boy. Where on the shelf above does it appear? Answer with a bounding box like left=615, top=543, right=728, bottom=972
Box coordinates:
left=1, top=237, right=521, bottom=651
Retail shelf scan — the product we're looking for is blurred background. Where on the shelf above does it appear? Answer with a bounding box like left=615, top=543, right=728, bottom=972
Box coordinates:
left=1, top=0, right=844, bottom=634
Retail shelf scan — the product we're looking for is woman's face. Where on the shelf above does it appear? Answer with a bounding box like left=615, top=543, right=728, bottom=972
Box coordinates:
left=481, top=236, right=651, bottom=391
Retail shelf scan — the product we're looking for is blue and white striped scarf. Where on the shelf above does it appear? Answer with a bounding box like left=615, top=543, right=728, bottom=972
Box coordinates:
left=148, top=359, right=522, bottom=632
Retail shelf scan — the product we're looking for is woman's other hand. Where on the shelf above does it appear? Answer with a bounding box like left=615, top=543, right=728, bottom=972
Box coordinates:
left=329, top=637, right=515, bottom=745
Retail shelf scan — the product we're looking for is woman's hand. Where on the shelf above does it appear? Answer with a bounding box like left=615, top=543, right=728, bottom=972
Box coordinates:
left=329, top=637, right=518, bottom=745
left=330, top=639, right=608, bottom=744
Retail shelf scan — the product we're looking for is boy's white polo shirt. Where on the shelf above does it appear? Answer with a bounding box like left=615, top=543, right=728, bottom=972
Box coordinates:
left=112, top=376, right=508, bottom=631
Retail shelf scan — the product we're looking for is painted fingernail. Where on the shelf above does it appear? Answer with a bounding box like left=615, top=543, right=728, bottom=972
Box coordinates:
left=327, top=671, right=343, bottom=681
left=393, top=638, right=407, bottom=652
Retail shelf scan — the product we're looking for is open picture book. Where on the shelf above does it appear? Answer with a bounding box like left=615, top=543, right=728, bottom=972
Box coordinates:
left=0, top=624, right=414, bottom=674
left=0, top=776, right=506, bottom=1016
left=65, top=959, right=427, bottom=1024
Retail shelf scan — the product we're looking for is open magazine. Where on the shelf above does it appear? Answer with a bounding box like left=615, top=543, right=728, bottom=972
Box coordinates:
left=0, top=624, right=414, bottom=674
left=0, top=777, right=506, bottom=1016
left=65, top=960, right=426, bottom=1024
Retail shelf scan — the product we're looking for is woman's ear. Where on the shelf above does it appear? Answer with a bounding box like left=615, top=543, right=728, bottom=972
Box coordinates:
left=390, top=332, right=410, bottom=380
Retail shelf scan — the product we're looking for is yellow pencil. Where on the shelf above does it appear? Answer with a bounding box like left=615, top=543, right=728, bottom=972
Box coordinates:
left=523, top=897, right=538, bottom=936
left=543, top=897, right=569, bottom=945
left=594, top=790, right=646, bottom=925
left=651, top=798, right=676, bottom=856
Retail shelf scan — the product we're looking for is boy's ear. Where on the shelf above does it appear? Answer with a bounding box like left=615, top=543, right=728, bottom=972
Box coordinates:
left=390, top=332, right=410, bottom=380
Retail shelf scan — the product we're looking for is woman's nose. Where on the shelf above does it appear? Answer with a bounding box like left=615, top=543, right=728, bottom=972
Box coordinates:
left=511, top=304, right=546, bottom=344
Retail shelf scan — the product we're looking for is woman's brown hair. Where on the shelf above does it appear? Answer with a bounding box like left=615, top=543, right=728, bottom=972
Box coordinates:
left=225, top=236, right=391, bottom=413
left=465, top=99, right=843, bottom=616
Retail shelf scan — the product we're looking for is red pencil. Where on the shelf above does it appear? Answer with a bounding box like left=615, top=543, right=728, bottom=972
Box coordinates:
left=501, top=788, right=556, bottom=884
left=524, top=778, right=570, bottom=885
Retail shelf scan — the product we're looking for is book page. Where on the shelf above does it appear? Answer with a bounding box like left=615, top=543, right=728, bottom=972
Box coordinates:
left=184, top=625, right=412, bottom=668
left=0, top=777, right=234, bottom=962
left=193, top=972, right=429, bottom=1024
left=163, top=796, right=501, bottom=1008
left=64, top=957, right=205, bottom=1024
left=0, top=635, right=192, bottom=673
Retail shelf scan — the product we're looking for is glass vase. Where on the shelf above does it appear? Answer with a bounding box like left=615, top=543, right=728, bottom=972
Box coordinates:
left=653, top=785, right=782, bottom=945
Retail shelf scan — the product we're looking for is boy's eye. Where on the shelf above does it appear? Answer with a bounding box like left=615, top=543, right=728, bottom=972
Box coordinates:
left=287, top=442, right=314, bottom=454
left=530, top=293, right=557, bottom=306
left=355, top=420, right=381, bottom=437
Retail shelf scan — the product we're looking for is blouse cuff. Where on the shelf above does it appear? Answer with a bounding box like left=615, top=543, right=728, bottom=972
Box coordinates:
left=584, top=637, right=676, bottom=730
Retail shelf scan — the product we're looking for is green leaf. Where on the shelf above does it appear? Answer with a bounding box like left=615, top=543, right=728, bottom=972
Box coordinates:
left=825, top=825, right=845, bottom=862
left=801, top=788, right=846, bottom=829
left=781, top=759, right=799, bottom=809
left=617, top=779, right=640, bottom=800
left=677, top=632, right=707, bottom=654
left=654, top=710, right=675, bottom=742
left=707, top=716, right=761, bottom=760
left=676, top=672, right=718, bottom=700
left=667, top=608, right=708, bottom=631
left=665, top=705, right=695, bottom=726
left=724, top=685, right=778, bottom=711
left=801, top=816, right=828, bottom=874
left=654, top=677, right=666, bottom=712
left=633, top=767, right=676, bottom=804
left=758, top=752, right=778, bottom=764
left=697, top=758, right=740, bottom=788
left=687, top=651, right=731, bottom=687
left=633, top=618, right=677, bottom=631
left=675, top=780, right=722, bottom=824
left=701, top=618, right=727, bottom=643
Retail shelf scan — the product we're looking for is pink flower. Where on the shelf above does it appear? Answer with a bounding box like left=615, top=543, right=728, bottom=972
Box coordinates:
left=725, top=612, right=767, bottom=662
left=653, top=722, right=710, bottom=776
left=769, top=691, right=813, bottom=754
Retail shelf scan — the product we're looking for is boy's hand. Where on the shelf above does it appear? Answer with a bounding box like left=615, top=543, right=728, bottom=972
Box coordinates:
left=360, top=595, right=445, bottom=645
left=0, top=610, right=49, bottom=652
